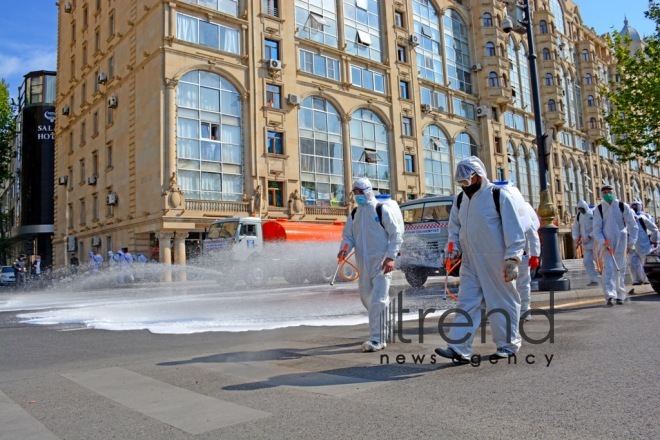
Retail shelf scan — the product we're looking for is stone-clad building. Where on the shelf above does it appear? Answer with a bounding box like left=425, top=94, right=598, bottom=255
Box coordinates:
left=53, top=0, right=660, bottom=267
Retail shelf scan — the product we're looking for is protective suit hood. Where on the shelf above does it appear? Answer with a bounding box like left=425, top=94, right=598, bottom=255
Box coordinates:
left=577, top=200, right=590, bottom=211
left=353, top=177, right=375, bottom=202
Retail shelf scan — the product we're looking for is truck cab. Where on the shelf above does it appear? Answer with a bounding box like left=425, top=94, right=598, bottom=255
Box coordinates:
left=203, top=217, right=262, bottom=261
left=397, top=195, right=456, bottom=287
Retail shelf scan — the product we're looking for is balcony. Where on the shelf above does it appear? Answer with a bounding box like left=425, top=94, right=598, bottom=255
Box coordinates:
left=185, top=200, right=250, bottom=215
left=487, top=86, right=512, bottom=105
left=587, top=127, right=607, bottom=140
left=482, top=56, right=509, bottom=71
left=544, top=110, right=566, bottom=128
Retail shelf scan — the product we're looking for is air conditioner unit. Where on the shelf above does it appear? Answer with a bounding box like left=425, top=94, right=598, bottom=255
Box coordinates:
left=472, top=63, right=483, bottom=72
left=67, top=236, right=77, bottom=252
left=62, top=105, right=70, bottom=116
left=409, top=35, right=420, bottom=47
left=107, top=95, right=118, bottom=108
left=476, top=106, right=489, bottom=118
left=267, top=59, right=282, bottom=71
left=58, top=176, right=68, bottom=185
left=88, top=175, right=97, bottom=185
left=420, top=103, right=431, bottom=113
left=64, top=2, right=73, bottom=13
left=106, top=192, right=118, bottom=205
left=288, top=94, right=301, bottom=105
left=97, top=72, right=108, bottom=84
left=91, top=237, right=102, bottom=247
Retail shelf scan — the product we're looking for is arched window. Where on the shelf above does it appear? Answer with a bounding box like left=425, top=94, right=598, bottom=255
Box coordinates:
left=549, top=0, right=565, bottom=34
left=350, top=109, right=390, bottom=192
left=423, top=125, right=452, bottom=195
left=574, top=163, right=583, bottom=205
left=548, top=99, right=557, bottom=112
left=587, top=95, right=595, bottom=106
left=413, top=0, right=444, bottom=85
left=581, top=49, right=589, bottom=61
left=542, top=48, right=551, bottom=60
left=518, top=145, right=530, bottom=202
left=488, top=72, right=499, bottom=87
left=454, top=132, right=477, bottom=192
left=564, top=161, right=576, bottom=214
left=486, top=41, right=496, bottom=56
left=344, top=0, right=382, bottom=61
left=299, top=96, right=344, bottom=205
left=176, top=70, right=243, bottom=200
left=444, top=10, right=472, bottom=94
left=482, top=12, right=493, bottom=27
left=590, top=117, right=596, bottom=129
left=529, top=149, right=540, bottom=205
left=545, top=73, right=554, bottom=85
left=539, top=20, right=548, bottom=34
left=508, top=142, right=517, bottom=185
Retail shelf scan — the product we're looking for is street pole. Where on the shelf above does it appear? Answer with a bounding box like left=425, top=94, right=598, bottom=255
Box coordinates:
left=520, top=0, right=570, bottom=290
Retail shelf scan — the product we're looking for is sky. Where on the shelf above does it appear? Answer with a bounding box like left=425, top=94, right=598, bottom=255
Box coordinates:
left=0, top=0, right=656, bottom=102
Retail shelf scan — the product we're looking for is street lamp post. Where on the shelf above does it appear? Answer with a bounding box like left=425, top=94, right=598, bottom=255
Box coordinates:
left=504, top=0, right=570, bottom=291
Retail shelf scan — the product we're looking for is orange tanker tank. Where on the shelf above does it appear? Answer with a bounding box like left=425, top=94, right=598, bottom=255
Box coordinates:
left=262, top=219, right=344, bottom=242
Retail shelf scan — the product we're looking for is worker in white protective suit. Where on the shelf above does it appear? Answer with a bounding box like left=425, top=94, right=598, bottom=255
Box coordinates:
left=628, top=200, right=659, bottom=285
left=572, top=200, right=600, bottom=286
left=339, top=177, right=404, bottom=352
left=592, top=185, right=638, bottom=305
left=518, top=202, right=541, bottom=320
left=435, top=157, right=526, bottom=362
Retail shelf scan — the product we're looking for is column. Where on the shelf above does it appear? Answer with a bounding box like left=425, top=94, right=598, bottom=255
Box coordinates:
left=158, top=232, right=173, bottom=282
left=173, top=231, right=188, bottom=282
left=164, top=79, right=178, bottom=192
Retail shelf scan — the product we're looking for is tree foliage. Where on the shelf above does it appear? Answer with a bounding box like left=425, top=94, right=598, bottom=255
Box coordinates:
left=602, top=2, right=660, bottom=164
left=0, top=79, right=16, bottom=182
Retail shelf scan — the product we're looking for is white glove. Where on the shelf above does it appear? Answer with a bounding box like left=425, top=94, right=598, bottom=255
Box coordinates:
left=504, top=259, right=519, bottom=282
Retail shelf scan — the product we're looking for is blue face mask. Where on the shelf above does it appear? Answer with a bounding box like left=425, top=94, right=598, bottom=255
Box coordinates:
left=355, top=195, right=367, bottom=206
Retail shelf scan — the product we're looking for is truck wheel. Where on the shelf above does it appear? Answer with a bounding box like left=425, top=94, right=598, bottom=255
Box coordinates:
left=651, top=283, right=660, bottom=294
left=283, top=271, right=307, bottom=285
left=246, top=266, right=267, bottom=288
left=405, top=269, right=428, bottom=288
left=310, top=265, right=335, bottom=284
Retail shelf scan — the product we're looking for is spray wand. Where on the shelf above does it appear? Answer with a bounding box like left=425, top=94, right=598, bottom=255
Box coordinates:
left=443, top=242, right=459, bottom=300
left=330, top=244, right=348, bottom=286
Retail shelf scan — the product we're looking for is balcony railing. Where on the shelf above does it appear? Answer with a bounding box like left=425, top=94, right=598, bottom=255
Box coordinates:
left=304, top=205, right=349, bottom=217
left=185, top=200, right=250, bottom=213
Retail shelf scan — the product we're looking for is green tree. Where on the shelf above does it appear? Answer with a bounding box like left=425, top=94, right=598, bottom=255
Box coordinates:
left=0, top=79, right=16, bottom=181
left=602, top=2, right=660, bottom=164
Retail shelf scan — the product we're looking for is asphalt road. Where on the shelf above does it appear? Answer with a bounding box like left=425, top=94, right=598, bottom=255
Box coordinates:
left=0, top=281, right=658, bottom=439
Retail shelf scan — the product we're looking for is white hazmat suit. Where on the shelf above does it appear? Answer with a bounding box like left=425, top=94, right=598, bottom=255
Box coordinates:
left=592, top=194, right=638, bottom=301
left=571, top=200, right=600, bottom=284
left=442, top=157, right=526, bottom=358
left=518, top=203, right=541, bottom=317
left=629, top=211, right=659, bottom=284
left=340, top=177, right=403, bottom=352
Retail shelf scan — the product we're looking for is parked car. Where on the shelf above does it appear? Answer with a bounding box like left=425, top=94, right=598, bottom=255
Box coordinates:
left=0, top=266, right=15, bottom=285
left=643, top=247, right=660, bottom=294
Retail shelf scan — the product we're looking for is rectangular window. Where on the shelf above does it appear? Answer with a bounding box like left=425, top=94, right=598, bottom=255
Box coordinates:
left=108, top=55, right=115, bottom=79
left=266, top=84, right=281, bottom=108
left=83, top=5, right=88, bottom=29
left=109, top=12, right=115, bottom=37
left=93, top=194, right=99, bottom=221
left=106, top=193, right=114, bottom=217
left=394, top=11, right=404, bottom=28
left=491, top=107, right=499, bottom=122
left=265, top=39, right=279, bottom=60
left=80, top=160, right=86, bottom=183
left=70, top=56, right=75, bottom=77
left=81, top=81, right=87, bottom=105
left=68, top=204, right=74, bottom=228
left=80, top=121, right=86, bottom=145
left=95, top=29, right=101, bottom=52
left=356, top=0, right=368, bottom=10
left=453, top=98, right=476, bottom=120
left=106, top=143, right=113, bottom=168
left=420, top=87, right=447, bottom=111
left=356, top=30, right=371, bottom=46
left=71, top=21, right=76, bottom=42
left=350, top=64, right=385, bottom=93
left=96, top=0, right=101, bottom=11
left=107, top=107, right=114, bottom=125
left=93, top=70, right=99, bottom=93
left=80, top=199, right=86, bottom=225
left=69, top=131, right=74, bottom=153
left=267, top=131, right=284, bottom=154
left=268, top=181, right=284, bottom=207
left=92, top=153, right=98, bottom=176
left=402, top=117, right=412, bottom=136
left=299, top=49, right=340, bottom=81
left=495, top=136, right=502, bottom=154
left=399, top=80, right=410, bottom=99
left=177, top=13, right=240, bottom=55
left=263, top=0, right=279, bottom=17
left=396, top=45, right=407, bottom=63
left=93, top=111, right=99, bottom=136
left=106, top=236, right=112, bottom=253
left=404, top=154, right=415, bottom=173
left=82, top=42, right=88, bottom=66
left=68, top=167, right=73, bottom=189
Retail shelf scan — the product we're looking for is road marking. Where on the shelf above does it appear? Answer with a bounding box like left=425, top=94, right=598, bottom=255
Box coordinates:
left=0, top=389, right=59, bottom=440
left=62, top=367, right=270, bottom=435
